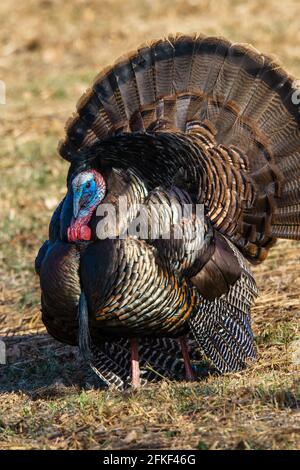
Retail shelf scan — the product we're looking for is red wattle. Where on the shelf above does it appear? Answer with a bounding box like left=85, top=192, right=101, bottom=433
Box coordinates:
left=67, top=226, right=72, bottom=242
left=67, top=224, right=91, bottom=242
left=80, top=225, right=92, bottom=241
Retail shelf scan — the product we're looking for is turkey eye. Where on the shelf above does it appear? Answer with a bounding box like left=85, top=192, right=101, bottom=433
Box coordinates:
left=86, top=181, right=91, bottom=189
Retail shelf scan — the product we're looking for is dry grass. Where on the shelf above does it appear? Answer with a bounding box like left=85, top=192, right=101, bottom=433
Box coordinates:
left=0, top=0, right=300, bottom=450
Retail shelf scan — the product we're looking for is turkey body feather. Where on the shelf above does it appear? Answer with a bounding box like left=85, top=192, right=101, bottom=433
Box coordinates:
left=36, top=34, right=300, bottom=388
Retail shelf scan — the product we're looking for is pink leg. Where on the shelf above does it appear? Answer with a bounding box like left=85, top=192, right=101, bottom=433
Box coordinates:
left=179, top=336, right=195, bottom=381
left=130, top=337, right=140, bottom=389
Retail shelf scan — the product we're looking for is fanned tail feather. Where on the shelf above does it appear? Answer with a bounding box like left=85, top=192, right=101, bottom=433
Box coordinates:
left=59, top=33, right=300, bottom=252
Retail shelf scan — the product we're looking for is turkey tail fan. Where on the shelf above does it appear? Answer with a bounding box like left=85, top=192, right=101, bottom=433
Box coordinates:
left=58, top=33, right=300, bottom=257
left=189, top=240, right=258, bottom=373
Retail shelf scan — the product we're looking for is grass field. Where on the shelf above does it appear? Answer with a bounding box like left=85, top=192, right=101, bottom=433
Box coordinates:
left=0, top=0, right=300, bottom=450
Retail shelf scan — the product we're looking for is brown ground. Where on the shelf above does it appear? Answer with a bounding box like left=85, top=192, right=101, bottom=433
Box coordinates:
left=0, top=0, right=300, bottom=450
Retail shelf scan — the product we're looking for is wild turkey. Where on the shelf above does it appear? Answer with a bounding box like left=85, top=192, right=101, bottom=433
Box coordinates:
left=36, top=34, right=300, bottom=389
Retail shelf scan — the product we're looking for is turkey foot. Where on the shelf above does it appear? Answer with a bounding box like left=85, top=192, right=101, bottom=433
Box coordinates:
left=130, top=337, right=140, bottom=389
left=179, top=336, right=195, bottom=381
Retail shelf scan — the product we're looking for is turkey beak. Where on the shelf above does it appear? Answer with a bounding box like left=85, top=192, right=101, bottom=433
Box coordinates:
left=73, top=191, right=82, bottom=219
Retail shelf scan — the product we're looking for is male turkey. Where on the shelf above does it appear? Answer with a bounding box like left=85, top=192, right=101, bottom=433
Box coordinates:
left=36, top=34, right=300, bottom=389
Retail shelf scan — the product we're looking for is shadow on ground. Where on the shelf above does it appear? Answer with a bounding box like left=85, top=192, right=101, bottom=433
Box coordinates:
left=0, top=333, right=105, bottom=396
left=0, top=332, right=214, bottom=397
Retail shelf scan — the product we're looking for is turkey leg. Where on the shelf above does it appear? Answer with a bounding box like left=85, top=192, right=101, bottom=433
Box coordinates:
left=179, top=336, right=195, bottom=381
left=130, top=337, right=140, bottom=389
